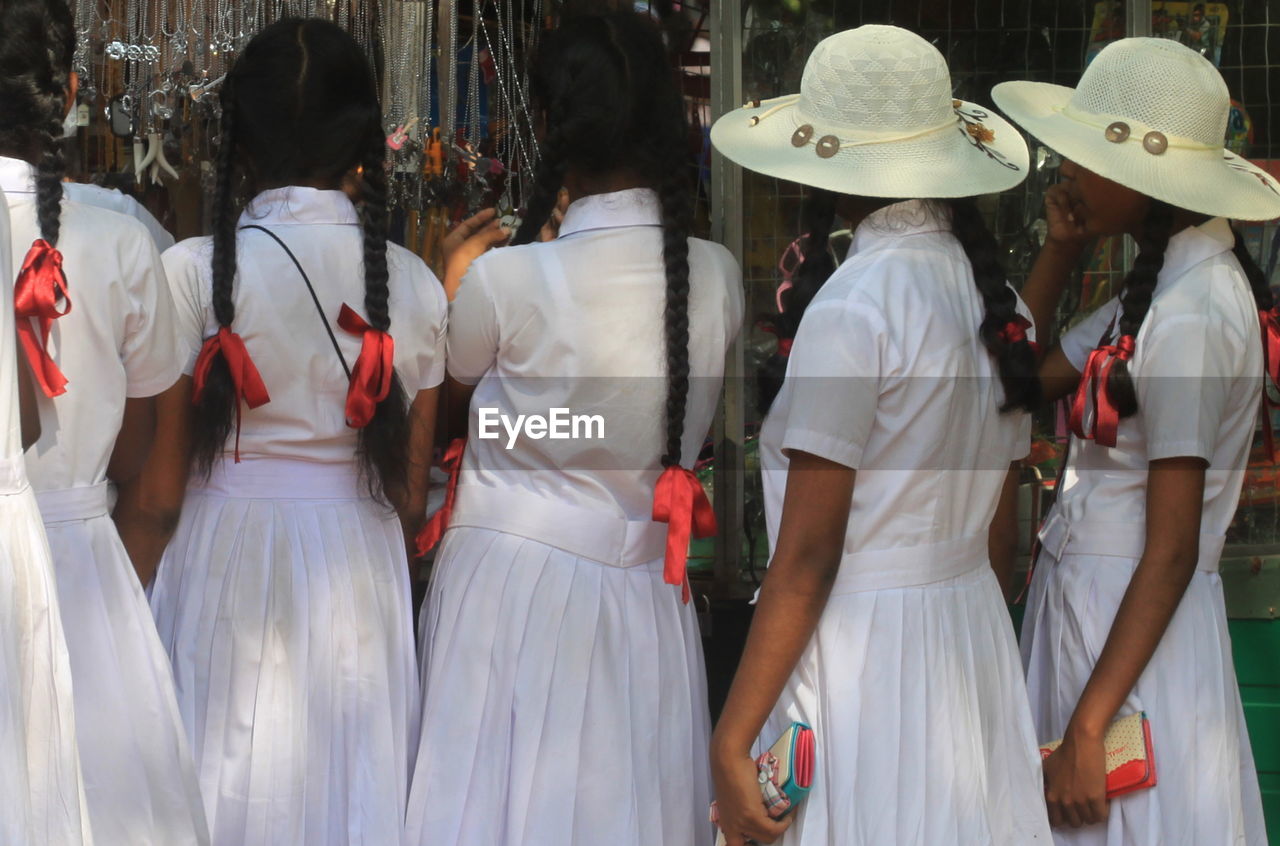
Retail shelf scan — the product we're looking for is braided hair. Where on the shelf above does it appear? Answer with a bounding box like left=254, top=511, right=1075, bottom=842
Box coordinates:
left=0, top=0, right=75, bottom=246
left=946, top=198, right=1041, bottom=412
left=758, top=194, right=1040, bottom=414
left=1097, top=200, right=1175, bottom=418
left=514, top=13, right=696, bottom=471
left=194, top=18, right=410, bottom=501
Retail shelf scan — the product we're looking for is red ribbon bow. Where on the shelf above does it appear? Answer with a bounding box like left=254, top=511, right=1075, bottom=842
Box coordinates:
left=14, top=239, right=72, bottom=397
left=1069, top=334, right=1135, bottom=448
left=415, top=438, right=466, bottom=557
left=337, top=304, right=395, bottom=429
left=996, top=315, right=1041, bottom=357
left=192, top=327, right=271, bottom=462
left=652, top=465, right=718, bottom=604
left=1258, top=308, right=1280, bottom=462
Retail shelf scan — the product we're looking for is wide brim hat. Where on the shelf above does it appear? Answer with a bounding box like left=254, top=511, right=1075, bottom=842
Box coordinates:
left=993, top=37, right=1280, bottom=221
left=711, top=25, right=1029, bottom=198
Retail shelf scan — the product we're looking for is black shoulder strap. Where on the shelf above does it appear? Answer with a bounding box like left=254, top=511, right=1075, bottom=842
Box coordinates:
left=239, top=224, right=351, bottom=380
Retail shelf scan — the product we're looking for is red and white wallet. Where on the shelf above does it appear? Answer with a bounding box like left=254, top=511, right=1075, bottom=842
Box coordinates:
left=1040, top=711, right=1157, bottom=799
left=712, top=722, right=816, bottom=845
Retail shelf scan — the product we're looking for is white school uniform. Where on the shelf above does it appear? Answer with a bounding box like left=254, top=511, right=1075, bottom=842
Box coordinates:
left=1023, top=217, right=1267, bottom=846
left=2, top=156, right=209, bottom=845
left=149, top=187, right=447, bottom=846
left=757, top=200, right=1053, bottom=845
left=405, top=188, right=743, bottom=846
left=62, top=182, right=175, bottom=251
left=0, top=182, right=93, bottom=843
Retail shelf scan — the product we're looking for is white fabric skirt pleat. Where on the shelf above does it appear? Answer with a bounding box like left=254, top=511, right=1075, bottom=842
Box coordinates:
left=405, top=526, right=713, bottom=846
left=43, top=508, right=209, bottom=846
left=149, top=462, right=418, bottom=846
left=0, top=482, right=92, bottom=845
left=761, top=564, right=1053, bottom=846
left=1022, top=551, right=1267, bottom=846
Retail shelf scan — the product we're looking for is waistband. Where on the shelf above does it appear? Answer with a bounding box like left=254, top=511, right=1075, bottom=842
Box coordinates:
left=0, top=455, right=26, bottom=496
left=1038, top=510, right=1224, bottom=573
left=36, top=482, right=110, bottom=524
left=451, top=484, right=668, bottom=568
left=830, top=532, right=989, bottom=596
left=195, top=458, right=363, bottom=500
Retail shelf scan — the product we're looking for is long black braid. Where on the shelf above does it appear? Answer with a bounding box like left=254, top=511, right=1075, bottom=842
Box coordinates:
left=1231, top=227, right=1274, bottom=312
left=0, top=0, right=75, bottom=245
left=946, top=198, right=1041, bottom=412
left=1102, top=200, right=1175, bottom=418
left=514, top=13, right=696, bottom=470
left=193, top=18, right=410, bottom=501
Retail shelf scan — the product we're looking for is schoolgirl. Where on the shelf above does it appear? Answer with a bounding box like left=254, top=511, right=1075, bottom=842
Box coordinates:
left=0, top=6, right=91, bottom=844
left=0, top=0, right=206, bottom=842
left=993, top=37, right=1277, bottom=845
left=120, top=19, right=446, bottom=846
left=404, top=13, right=742, bottom=846
left=708, top=26, right=1053, bottom=845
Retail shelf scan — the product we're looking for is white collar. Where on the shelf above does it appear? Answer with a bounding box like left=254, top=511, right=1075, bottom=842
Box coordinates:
left=1155, top=216, right=1234, bottom=287
left=239, top=186, right=358, bottom=227
left=0, top=156, right=37, bottom=194
left=557, top=188, right=662, bottom=239
left=848, top=199, right=950, bottom=255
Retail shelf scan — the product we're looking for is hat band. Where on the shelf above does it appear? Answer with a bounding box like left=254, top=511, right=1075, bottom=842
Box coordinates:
left=747, top=95, right=960, bottom=148
left=1057, top=103, right=1220, bottom=154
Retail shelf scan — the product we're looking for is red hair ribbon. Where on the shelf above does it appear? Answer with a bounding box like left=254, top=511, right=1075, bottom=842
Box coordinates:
left=337, top=304, right=395, bottom=429
left=997, top=315, right=1041, bottom=357
left=1258, top=308, right=1280, bottom=462
left=777, top=338, right=794, bottom=357
left=192, top=327, right=271, bottom=462
left=14, top=239, right=72, bottom=397
left=415, top=438, right=466, bottom=556
left=1069, top=334, right=1135, bottom=448
left=652, top=465, right=717, bottom=604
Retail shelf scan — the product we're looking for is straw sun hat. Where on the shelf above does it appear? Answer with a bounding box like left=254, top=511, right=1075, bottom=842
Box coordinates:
left=710, top=25, right=1029, bottom=198
left=993, top=37, right=1280, bottom=221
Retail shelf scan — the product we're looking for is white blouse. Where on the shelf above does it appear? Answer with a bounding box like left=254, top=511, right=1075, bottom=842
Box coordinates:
left=1053, top=217, right=1262, bottom=537
left=448, top=187, right=744, bottom=520
left=164, top=187, right=447, bottom=465
left=0, top=188, right=15, bottom=463
left=1, top=157, right=183, bottom=491
left=761, top=199, right=1033, bottom=556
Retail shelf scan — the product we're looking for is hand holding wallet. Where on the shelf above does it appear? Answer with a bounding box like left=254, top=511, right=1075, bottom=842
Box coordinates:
left=1040, top=711, right=1156, bottom=799
left=712, top=722, right=816, bottom=846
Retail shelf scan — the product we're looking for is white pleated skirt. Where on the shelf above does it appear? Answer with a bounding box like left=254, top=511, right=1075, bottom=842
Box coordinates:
left=406, top=525, right=713, bottom=846
left=761, top=563, right=1054, bottom=845
left=149, top=459, right=418, bottom=846
left=38, top=483, right=209, bottom=846
left=0, top=461, right=92, bottom=845
left=1022, top=549, right=1268, bottom=846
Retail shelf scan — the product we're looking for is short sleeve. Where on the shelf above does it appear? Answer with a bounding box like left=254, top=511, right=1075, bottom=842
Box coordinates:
left=119, top=232, right=184, bottom=397
left=777, top=296, right=890, bottom=469
left=1137, top=313, right=1234, bottom=462
left=160, top=239, right=213, bottom=377
left=446, top=263, right=499, bottom=386
left=421, top=276, right=448, bottom=390
left=1060, top=297, right=1121, bottom=372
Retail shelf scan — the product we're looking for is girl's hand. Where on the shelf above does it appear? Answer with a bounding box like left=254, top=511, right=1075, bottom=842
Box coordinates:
left=442, top=208, right=511, bottom=301
left=1044, top=183, right=1090, bottom=251
left=710, top=747, right=791, bottom=845
left=1042, top=725, right=1109, bottom=829
left=538, top=189, right=570, bottom=242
